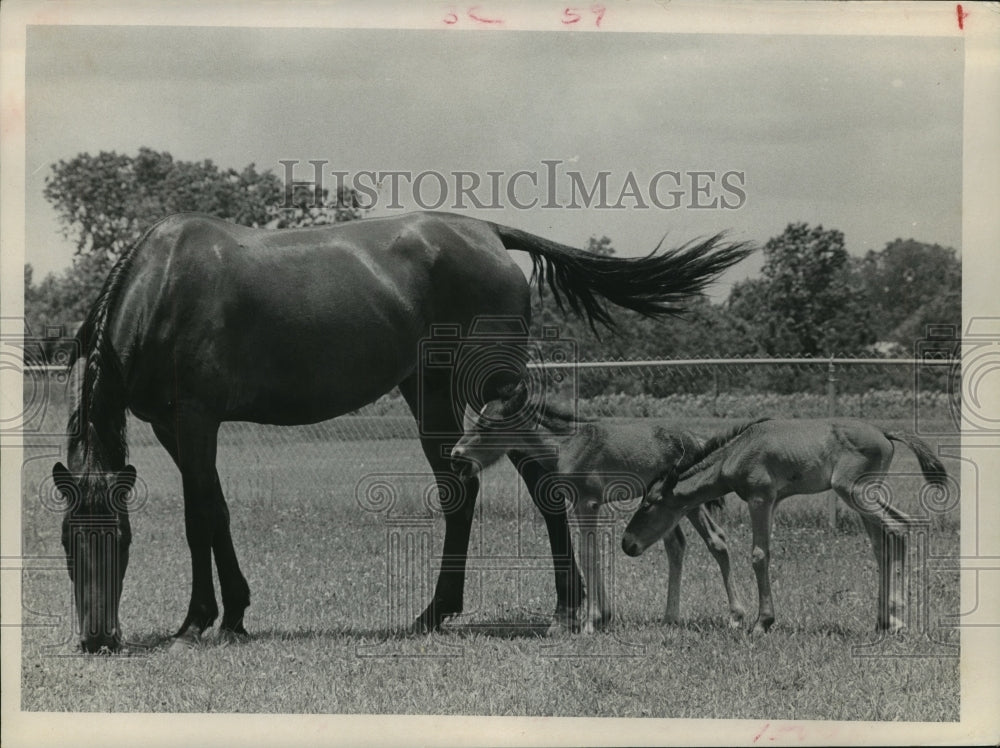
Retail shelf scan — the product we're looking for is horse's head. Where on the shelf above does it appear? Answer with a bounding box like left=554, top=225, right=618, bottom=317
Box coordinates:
left=621, top=470, right=685, bottom=557
left=53, top=461, right=136, bottom=653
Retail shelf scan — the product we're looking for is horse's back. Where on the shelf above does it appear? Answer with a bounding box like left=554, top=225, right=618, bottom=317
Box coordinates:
left=111, top=212, right=529, bottom=424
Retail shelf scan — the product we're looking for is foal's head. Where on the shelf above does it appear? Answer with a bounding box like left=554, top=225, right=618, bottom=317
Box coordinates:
left=621, top=469, right=687, bottom=557
left=450, top=382, right=535, bottom=478
left=451, top=403, right=520, bottom=478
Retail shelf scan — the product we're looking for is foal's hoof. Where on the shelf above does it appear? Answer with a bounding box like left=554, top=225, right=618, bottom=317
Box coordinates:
left=545, top=619, right=570, bottom=637
left=750, top=621, right=772, bottom=637
left=729, top=611, right=748, bottom=629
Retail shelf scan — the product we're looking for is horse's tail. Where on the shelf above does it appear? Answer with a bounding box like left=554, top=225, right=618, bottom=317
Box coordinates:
left=491, top=224, right=754, bottom=331
left=883, top=431, right=948, bottom=487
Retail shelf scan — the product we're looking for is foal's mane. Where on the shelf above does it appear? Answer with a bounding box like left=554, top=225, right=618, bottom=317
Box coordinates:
left=498, top=385, right=594, bottom=435
left=675, top=417, right=771, bottom=479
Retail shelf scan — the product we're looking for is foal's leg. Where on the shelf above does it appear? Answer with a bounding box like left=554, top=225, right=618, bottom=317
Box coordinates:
left=746, top=493, right=777, bottom=635
left=686, top=505, right=747, bottom=628
left=572, top=496, right=611, bottom=634
left=833, top=467, right=910, bottom=633
left=510, top=452, right=585, bottom=635
left=661, top=526, right=686, bottom=624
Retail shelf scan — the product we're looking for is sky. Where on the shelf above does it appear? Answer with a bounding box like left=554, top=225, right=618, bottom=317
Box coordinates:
left=24, top=25, right=963, bottom=297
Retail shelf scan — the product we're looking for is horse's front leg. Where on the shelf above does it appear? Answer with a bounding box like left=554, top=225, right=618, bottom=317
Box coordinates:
left=686, top=504, right=747, bottom=628
left=209, top=470, right=251, bottom=639
left=155, top=416, right=225, bottom=647
left=747, top=495, right=776, bottom=635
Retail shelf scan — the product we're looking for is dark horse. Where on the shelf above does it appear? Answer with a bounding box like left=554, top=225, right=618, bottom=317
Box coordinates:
left=52, top=210, right=752, bottom=652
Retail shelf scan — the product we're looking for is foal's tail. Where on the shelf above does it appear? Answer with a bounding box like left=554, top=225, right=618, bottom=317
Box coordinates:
left=492, top=224, right=754, bottom=331
left=883, top=431, right=948, bottom=487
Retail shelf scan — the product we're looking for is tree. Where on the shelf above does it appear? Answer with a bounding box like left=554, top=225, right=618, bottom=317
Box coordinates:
left=859, top=238, right=961, bottom=348
left=31, top=148, right=365, bottom=337
left=729, top=222, right=874, bottom=358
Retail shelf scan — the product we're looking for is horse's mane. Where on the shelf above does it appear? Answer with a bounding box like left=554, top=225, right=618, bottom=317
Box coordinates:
left=66, top=225, right=155, bottom=472
left=675, top=417, right=771, bottom=479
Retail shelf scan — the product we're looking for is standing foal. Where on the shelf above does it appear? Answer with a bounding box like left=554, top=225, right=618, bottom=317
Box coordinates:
left=622, top=418, right=948, bottom=634
left=450, top=385, right=746, bottom=634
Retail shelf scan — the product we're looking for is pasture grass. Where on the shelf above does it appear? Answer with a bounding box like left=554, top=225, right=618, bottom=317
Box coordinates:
left=19, top=420, right=960, bottom=719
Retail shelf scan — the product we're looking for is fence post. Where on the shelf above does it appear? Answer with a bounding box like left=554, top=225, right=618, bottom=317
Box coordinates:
left=826, top=357, right=838, bottom=529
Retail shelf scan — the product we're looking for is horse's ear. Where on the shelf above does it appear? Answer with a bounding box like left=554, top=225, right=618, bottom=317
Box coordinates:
left=117, top=464, right=137, bottom=491
left=52, top=462, right=77, bottom=495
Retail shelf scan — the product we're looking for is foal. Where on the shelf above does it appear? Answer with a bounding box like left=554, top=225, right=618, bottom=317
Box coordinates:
left=450, top=389, right=746, bottom=634
left=622, top=418, right=948, bottom=634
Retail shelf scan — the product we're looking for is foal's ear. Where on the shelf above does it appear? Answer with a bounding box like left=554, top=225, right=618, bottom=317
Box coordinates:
left=52, top=462, right=77, bottom=495
left=660, top=468, right=679, bottom=493
left=499, top=379, right=529, bottom=415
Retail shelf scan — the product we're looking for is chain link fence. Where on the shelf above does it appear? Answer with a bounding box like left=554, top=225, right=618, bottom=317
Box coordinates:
left=20, top=354, right=959, bottom=530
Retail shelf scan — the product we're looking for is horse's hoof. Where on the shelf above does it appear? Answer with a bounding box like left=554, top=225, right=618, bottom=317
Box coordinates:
left=169, top=625, right=204, bottom=651
left=409, top=615, right=441, bottom=635
left=168, top=635, right=199, bottom=652
left=750, top=621, right=771, bottom=637
left=729, top=611, right=747, bottom=629
left=217, top=627, right=250, bottom=645
left=662, top=614, right=681, bottom=626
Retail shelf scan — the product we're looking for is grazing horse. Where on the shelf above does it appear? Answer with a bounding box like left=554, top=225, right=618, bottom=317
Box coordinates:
left=52, top=210, right=752, bottom=652
left=450, top=384, right=746, bottom=633
left=621, top=418, right=948, bottom=634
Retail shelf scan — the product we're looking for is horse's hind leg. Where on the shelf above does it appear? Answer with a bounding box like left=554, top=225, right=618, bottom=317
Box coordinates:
left=686, top=504, right=747, bottom=628
left=510, top=453, right=585, bottom=635
left=154, top=415, right=249, bottom=644
left=661, top=525, right=686, bottom=624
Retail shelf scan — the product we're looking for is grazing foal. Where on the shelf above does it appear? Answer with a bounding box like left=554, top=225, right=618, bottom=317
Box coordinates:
left=450, top=386, right=746, bottom=634
left=622, top=418, right=948, bottom=634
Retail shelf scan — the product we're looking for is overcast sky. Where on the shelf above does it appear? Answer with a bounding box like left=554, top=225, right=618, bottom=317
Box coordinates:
left=25, top=26, right=963, bottom=295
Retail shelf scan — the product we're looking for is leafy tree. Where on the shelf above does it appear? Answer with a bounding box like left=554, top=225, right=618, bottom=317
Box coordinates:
left=30, top=148, right=365, bottom=339
left=729, top=222, right=874, bottom=358
left=859, top=238, right=961, bottom=348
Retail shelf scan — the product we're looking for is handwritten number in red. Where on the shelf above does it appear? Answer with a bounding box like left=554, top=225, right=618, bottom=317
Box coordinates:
left=562, top=8, right=582, bottom=25
left=956, top=4, right=968, bottom=30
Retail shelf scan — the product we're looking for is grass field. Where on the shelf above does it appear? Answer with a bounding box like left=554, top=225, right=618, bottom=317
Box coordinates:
left=19, top=416, right=960, bottom=719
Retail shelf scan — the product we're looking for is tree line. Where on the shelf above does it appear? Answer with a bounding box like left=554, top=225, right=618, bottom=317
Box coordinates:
left=25, top=149, right=960, bottom=395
